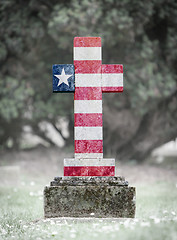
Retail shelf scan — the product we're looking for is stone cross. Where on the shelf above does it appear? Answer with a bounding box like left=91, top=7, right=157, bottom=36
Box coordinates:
left=53, top=37, right=123, bottom=177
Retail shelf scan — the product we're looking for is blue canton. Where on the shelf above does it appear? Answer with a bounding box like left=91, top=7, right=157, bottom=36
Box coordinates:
left=53, top=64, right=75, bottom=92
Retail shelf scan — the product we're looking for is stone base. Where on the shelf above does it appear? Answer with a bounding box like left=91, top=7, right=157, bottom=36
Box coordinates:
left=44, top=177, right=136, bottom=218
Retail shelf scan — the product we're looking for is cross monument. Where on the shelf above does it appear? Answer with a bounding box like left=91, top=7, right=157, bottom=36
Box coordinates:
left=53, top=37, right=123, bottom=176
left=44, top=37, right=135, bottom=218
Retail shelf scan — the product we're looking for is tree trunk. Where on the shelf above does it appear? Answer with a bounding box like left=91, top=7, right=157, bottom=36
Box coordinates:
left=104, top=90, right=177, bottom=161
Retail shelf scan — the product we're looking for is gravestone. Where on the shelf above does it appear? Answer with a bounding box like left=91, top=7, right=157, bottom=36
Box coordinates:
left=44, top=37, right=136, bottom=218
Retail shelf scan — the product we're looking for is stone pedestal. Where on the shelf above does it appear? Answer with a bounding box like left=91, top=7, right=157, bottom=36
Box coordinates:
left=44, top=177, right=136, bottom=218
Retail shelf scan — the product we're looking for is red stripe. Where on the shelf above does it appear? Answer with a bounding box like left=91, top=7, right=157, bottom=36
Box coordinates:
left=74, top=87, right=102, bottom=100
left=75, top=140, right=103, bottom=153
left=102, top=87, right=123, bottom=92
left=75, top=113, right=102, bottom=127
left=74, top=37, right=101, bottom=47
left=64, top=166, right=115, bottom=176
left=74, top=60, right=101, bottom=74
left=102, top=64, right=123, bottom=73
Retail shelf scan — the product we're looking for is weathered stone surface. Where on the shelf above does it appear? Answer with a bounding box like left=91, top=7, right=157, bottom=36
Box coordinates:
left=44, top=177, right=136, bottom=218
left=51, top=176, right=128, bottom=186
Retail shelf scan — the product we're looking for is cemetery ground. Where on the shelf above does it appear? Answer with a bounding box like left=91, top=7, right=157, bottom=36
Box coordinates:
left=0, top=147, right=177, bottom=240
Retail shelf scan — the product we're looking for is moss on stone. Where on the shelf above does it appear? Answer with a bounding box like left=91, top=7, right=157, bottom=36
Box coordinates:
left=44, top=177, right=136, bottom=218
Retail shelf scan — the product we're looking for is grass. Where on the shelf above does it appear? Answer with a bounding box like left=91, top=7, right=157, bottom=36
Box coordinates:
left=0, top=179, right=177, bottom=240
left=0, top=147, right=177, bottom=239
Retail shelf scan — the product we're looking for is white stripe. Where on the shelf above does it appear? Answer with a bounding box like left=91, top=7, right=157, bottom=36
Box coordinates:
left=102, top=73, right=123, bottom=87
left=75, top=127, right=102, bottom=140
left=74, top=100, right=102, bottom=113
left=75, top=153, right=103, bottom=159
left=74, top=47, right=101, bottom=60
left=75, top=74, right=101, bottom=87
left=64, top=158, right=115, bottom=166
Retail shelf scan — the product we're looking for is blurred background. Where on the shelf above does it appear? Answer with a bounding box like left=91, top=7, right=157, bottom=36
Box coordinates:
left=0, top=2, right=177, bottom=238
left=0, top=0, right=177, bottom=165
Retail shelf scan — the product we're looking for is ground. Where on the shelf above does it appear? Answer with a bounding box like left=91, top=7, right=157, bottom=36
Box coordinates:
left=0, top=147, right=177, bottom=240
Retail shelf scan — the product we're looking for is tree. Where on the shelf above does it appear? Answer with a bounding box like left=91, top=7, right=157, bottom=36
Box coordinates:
left=0, top=0, right=176, bottom=161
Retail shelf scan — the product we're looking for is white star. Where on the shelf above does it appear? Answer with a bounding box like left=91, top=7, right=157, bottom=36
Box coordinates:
left=54, top=68, right=72, bottom=87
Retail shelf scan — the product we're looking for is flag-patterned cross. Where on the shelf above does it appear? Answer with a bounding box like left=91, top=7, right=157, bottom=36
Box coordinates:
left=53, top=37, right=123, bottom=176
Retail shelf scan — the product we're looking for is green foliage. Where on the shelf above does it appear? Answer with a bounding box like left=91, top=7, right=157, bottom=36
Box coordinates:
left=0, top=77, right=34, bottom=121
left=0, top=0, right=176, bottom=149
